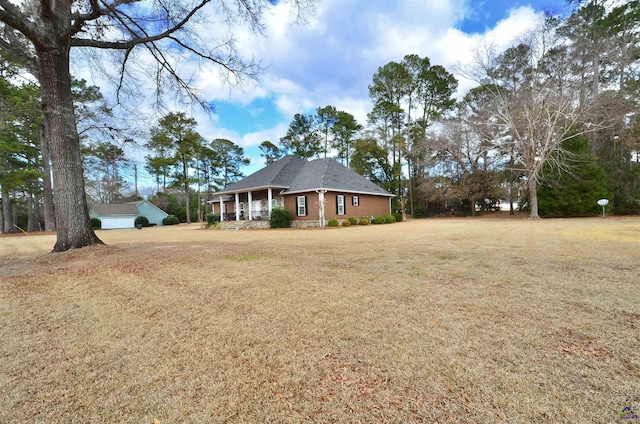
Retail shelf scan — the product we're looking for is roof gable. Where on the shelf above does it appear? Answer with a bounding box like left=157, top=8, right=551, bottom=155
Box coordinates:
left=131, top=200, right=169, bottom=217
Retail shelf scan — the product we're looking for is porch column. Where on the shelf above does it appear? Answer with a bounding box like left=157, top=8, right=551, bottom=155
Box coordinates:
left=219, top=197, right=224, bottom=222
left=248, top=191, right=253, bottom=221
left=317, top=189, right=326, bottom=227
left=235, top=193, right=240, bottom=221
left=268, top=188, right=273, bottom=217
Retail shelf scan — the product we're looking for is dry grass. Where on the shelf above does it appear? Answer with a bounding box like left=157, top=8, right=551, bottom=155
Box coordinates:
left=1, top=216, right=639, bottom=423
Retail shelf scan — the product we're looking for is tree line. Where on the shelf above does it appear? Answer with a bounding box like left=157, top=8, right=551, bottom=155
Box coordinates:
left=262, top=0, right=639, bottom=218
left=0, top=75, right=251, bottom=229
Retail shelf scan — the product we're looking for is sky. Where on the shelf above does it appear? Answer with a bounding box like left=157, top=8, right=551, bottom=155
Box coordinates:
left=74, top=0, right=570, bottom=192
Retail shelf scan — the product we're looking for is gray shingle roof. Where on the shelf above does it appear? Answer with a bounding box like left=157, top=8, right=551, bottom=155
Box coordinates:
left=284, top=158, right=393, bottom=196
left=214, top=155, right=393, bottom=197
left=216, top=155, right=307, bottom=194
left=90, top=203, right=139, bottom=215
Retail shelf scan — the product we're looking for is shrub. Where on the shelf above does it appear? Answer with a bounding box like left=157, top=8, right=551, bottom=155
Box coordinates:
left=359, top=216, right=370, bottom=225
left=373, top=215, right=386, bottom=224
left=135, top=216, right=150, bottom=227
left=206, top=213, right=220, bottom=227
left=341, top=218, right=351, bottom=227
left=190, top=210, right=199, bottom=223
left=393, top=212, right=403, bottom=222
left=384, top=214, right=396, bottom=223
left=348, top=216, right=358, bottom=225
left=327, top=219, right=339, bottom=227
left=163, top=215, right=180, bottom=225
left=270, top=207, right=291, bottom=228
left=176, top=207, right=186, bottom=223
left=90, top=217, right=101, bottom=229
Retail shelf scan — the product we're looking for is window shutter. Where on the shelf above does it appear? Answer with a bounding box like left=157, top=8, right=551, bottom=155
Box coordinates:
left=336, top=195, right=339, bottom=214
left=304, top=196, right=308, bottom=216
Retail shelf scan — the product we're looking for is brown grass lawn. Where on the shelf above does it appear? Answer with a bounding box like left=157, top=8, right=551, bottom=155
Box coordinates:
left=1, top=216, right=639, bottom=423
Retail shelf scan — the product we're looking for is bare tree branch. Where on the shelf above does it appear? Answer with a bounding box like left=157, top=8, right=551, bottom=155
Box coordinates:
left=70, top=0, right=211, bottom=49
left=0, top=1, right=45, bottom=47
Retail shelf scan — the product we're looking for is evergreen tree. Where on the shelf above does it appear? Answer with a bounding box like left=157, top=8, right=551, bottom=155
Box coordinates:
left=280, top=113, right=322, bottom=159
left=259, top=141, right=282, bottom=165
left=538, top=133, right=610, bottom=217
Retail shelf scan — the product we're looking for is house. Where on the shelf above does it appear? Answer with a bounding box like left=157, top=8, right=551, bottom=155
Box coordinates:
left=208, top=155, right=394, bottom=228
left=89, top=200, right=169, bottom=229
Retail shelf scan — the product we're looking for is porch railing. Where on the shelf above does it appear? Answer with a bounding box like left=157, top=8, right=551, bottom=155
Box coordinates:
left=222, top=209, right=270, bottom=221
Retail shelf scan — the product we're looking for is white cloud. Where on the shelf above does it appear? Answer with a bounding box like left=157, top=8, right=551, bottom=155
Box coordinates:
left=229, top=0, right=550, bottom=122
left=241, top=122, right=290, bottom=148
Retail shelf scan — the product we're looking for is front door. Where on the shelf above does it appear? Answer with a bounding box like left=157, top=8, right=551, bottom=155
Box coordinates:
left=252, top=200, right=262, bottom=219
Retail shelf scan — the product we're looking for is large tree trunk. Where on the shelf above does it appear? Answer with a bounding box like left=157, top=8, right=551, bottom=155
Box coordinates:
left=528, top=177, right=540, bottom=219
left=40, top=124, right=56, bottom=232
left=37, top=45, right=103, bottom=251
left=1, top=182, right=14, bottom=233
left=184, top=160, right=191, bottom=224
left=34, top=193, right=42, bottom=231
left=508, top=181, right=515, bottom=215
left=27, top=192, right=35, bottom=232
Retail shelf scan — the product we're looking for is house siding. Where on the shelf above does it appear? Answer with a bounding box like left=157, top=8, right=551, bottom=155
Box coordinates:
left=285, top=191, right=391, bottom=225
left=321, top=192, right=390, bottom=220
left=284, top=193, right=320, bottom=221
left=136, top=200, right=168, bottom=225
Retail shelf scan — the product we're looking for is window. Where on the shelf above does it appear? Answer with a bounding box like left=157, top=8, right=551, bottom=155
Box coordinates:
left=271, top=199, right=278, bottom=209
left=337, top=195, right=345, bottom=215
left=352, top=195, right=359, bottom=206
left=297, top=196, right=307, bottom=216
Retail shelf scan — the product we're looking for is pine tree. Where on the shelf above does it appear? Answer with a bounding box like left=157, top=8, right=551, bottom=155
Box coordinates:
left=538, top=133, right=610, bottom=217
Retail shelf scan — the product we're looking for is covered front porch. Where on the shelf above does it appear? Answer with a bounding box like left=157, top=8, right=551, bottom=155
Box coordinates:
left=209, top=188, right=285, bottom=223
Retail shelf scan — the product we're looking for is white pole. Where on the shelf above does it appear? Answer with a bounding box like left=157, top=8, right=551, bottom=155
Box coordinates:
left=316, top=189, right=326, bottom=227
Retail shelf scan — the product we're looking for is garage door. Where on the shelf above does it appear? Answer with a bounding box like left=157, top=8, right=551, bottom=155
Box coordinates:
left=101, top=217, right=135, bottom=230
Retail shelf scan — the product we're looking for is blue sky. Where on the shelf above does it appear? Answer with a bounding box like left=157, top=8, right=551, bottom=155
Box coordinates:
left=459, top=0, right=568, bottom=33
left=75, top=0, right=570, bottom=192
